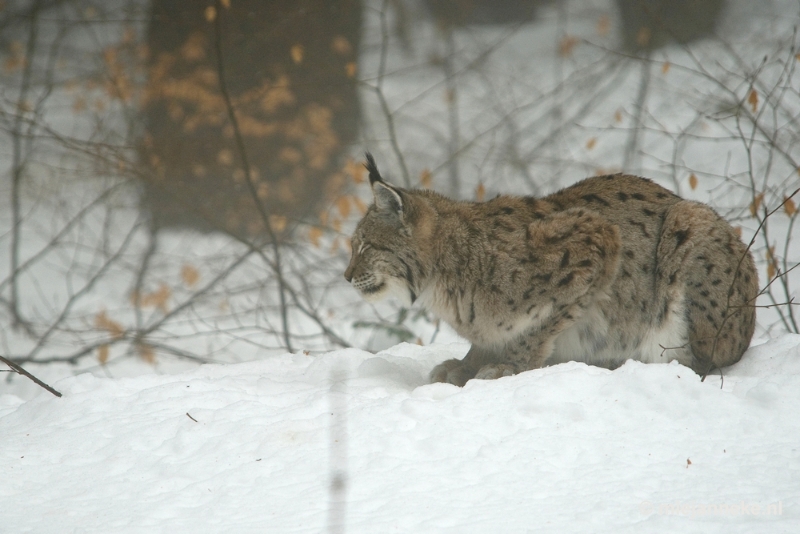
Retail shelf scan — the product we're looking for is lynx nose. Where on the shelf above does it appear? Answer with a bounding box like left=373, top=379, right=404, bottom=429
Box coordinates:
left=344, top=265, right=354, bottom=283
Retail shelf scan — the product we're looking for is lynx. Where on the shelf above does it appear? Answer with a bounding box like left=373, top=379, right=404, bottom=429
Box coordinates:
left=345, top=154, right=758, bottom=386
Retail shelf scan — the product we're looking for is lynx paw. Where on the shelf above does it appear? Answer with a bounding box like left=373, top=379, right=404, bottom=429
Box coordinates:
left=429, top=359, right=476, bottom=387
left=474, top=364, right=517, bottom=381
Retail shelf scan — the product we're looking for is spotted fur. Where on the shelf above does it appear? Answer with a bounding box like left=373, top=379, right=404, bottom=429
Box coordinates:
left=345, top=154, right=758, bottom=386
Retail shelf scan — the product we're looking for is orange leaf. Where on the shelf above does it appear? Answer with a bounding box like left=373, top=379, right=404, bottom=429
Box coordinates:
left=290, top=44, right=304, bottom=64
left=475, top=182, right=485, bottom=202
left=614, top=109, right=622, bottom=123
left=345, top=62, right=357, bottom=78
left=345, top=158, right=365, bottom=184
left=220, top=0, right=231, bottom=8
left=181, top=264, right=200, bottom=288
left=586, top=137, right=597, bottom=150
left=596, top=15, right=610, bottom=37
left=269, top=215, right=287, bottom=233
left=353, top=196, right=367, bottom=215
left=138, top=343, right=156, bottom=364
left=309, top=226, right=323, bottom=247
left=766, top=246, right=777, bottom=280
left=636, top=27, right=651, bottom=47
left=141, top=283, right=171, bottom=313
left=204, top=6, right=216, bottom=22
left=661, top=62, right=671, bottom=74
left=336, top=196, right=351, bottom=218
left=420, top=169, right=432, bottom=188
left=558, top=36, right=579, bottom=58
left=689, top=173, right=698, bottom=190
left=95, top=310, right=124, bottom=338
left=748, top=89, right=758, bottom=113
left=784, top=196, right=796, bottom=217
left=749, top=192, right=764, bottom=217
left=98, top=345, right=109, bottom=365
left=332, top=35, right=353, bottom=55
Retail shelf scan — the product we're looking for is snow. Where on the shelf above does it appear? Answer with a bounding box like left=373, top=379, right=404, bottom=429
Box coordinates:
left=2, top=336, right=799, bottom=533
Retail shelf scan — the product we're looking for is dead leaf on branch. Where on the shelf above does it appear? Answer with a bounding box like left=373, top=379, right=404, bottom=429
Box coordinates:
left=420, top=169, right=432, bottom=188
left=98, top=345, right=109, bottom=365
left=95, top=310, right=124, bottom=339
left=784, top=196, right=797, bottom=217
left=689, top=173, right=698, bottom=191
left=596, top=15, right=610, bottom=37
left=181, top=264, right=200, bottom=288
left=336, top=196, right=351, bottom=218
left=750, top=192, right=764, bottom=217
left=309, top=226, right=323, bottom=248
left=558, top=36, right=579, bottom=58
left=475, top=182, right=485, bottom=202
left=137, top=343, right=156, bottom=364
left=748, top=89, right=758, bottom=113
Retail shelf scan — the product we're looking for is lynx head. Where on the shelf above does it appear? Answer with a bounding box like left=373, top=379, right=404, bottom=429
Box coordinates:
left=344, top=153, right=431, bottom=306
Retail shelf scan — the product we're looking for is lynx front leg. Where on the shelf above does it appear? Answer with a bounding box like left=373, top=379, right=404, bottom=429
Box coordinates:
left=429, top=345, right=502, bottom=386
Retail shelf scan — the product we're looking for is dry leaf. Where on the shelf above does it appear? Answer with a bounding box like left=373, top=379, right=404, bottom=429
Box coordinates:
left=749, top=192, right=764, bottom=217
left=95, top=310, right=124, bottom=338
left=689, top=173, right=698, bottom=190
left=686, top=458, right=692, bottom=468
left=636, top=27, right=651, bottom=47
left=353, top=196, right=367, bottom=215
left=138, top=343, right=156, bottom=364
left=309, top=226, right=323, bottom=247
left=220, top=0, right=231, bottom=8
left=767, top=246, right=777, bottom=279
left=141, top=284, right=171, bottom=313
left=748, top=89, right=758, bottom=113
left=784, top=196, right=797, bottom=217
left=661, top=62, right=671, bottom=74
left=217, top=148, right=233, bottom=166
left=204, top=5, right=216, bottom=22
left=181, top=264, right=200, bottom=288
left=336, top=196, right=351, bottom=218
left=558, top=36, right=579, bottom=58
left=586, top=137, right=597, bottom=150
left=475, top=182, right=485, bottom=202
left=290, top=44, right=304, bottom=64
left=345, top=62, right=357, bottom=78
left=269, top=214, right=287, bottom=233
left=420, top=169, right=432, bottom=188
left=596, top=15, right=610, bottom=37
left=614, top=109, right=622, bottom=123
left=345, top=158, right=365, bottom=184
left=331, top=35, right=352, bottom=55
left=98, top=344, right=109, bottom=365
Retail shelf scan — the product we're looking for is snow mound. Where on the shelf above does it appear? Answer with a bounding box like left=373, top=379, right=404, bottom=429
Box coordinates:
left=2, top=338, right=799, bottom=533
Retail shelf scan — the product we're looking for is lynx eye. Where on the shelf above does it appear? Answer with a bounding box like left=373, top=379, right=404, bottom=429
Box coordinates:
left=358, top=242, right=370, bottom=255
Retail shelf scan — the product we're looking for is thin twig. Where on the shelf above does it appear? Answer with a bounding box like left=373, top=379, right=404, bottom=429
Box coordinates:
left=0, top=355, right=62, bottom=397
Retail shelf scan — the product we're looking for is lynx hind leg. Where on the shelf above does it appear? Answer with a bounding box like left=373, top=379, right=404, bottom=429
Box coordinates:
left=656, top=201, right=758, bottom=375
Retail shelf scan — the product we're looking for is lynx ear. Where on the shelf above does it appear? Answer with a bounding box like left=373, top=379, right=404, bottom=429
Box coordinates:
left=372, top=180, right=404, bottom=217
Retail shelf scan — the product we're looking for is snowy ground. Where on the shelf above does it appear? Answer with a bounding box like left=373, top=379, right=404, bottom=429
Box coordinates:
left=2, top=335, right=799, bottom=533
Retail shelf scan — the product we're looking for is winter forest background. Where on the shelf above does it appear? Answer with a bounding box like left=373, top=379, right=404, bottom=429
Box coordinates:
left=0, top=0, right=798, bottom=398
left=2, top=1, right=800, bottom=532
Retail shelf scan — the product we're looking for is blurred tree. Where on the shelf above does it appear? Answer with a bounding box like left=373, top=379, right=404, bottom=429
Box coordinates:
left=139, top=0, right=362, bottom=236
left=615, top=0, right=725, bottom=52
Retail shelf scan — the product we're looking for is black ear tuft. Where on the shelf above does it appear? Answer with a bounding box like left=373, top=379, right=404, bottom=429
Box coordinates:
left=364, top=152, right=383, bottom=185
